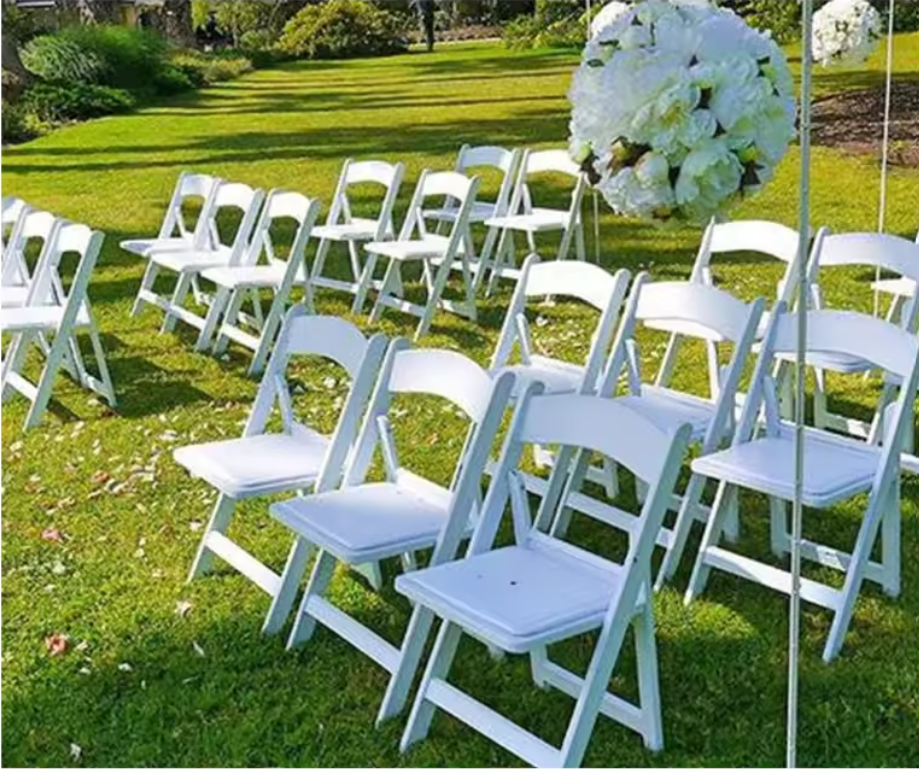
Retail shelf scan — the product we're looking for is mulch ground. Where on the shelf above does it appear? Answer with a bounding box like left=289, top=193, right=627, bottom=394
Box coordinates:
left=812, top=80, right=919, bottom=167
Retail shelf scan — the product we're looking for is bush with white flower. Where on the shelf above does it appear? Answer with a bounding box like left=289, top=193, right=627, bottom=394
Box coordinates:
left=569, top=0, right=796, bottom=224
left=812, top=0, right=882, bottom=67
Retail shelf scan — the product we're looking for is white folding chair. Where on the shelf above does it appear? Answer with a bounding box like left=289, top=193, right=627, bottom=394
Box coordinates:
left=132, top=182, right=265, bottom=345
left=581, top=278, right=766, bottom=585
left=394, top=390, right=693, bottom=766
left=173, top=307, right=388, bottom=632
left=266, top=344, right=515, bottom=699
left=805, top=232, right=919, bottom=451
left=484, top=148, right=587, bottom=295
left=686, top=309, right=919, bottom=662
left=119, top=172, right=221, bottom=258
left=196, top=190, right=322, bottom=374
left=309, top=158, right=404, bottom=313
left=871, top=227, right=919, bottom=327
left=363, top=171, right=481, bottom=340
left=653, top=219, right=817, bottom=398
left=2, top=223, right=115, bottom=430
left=2, top=196, right=28, bottom=249
left=424, top=144, right=522, bottom=292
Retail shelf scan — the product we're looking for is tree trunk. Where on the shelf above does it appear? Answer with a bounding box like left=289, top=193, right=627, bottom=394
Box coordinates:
left=163, top=0, right=195, bottom=48
left=57, top=0, right=121, bottom=24
left=2, top=32, right=33, bottom=100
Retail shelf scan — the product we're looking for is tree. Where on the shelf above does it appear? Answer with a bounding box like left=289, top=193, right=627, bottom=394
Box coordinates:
left=2, top=29, right=33, bottom=98
left=56, top=0, right=121, bottom=24
left=163, top=0, right=195, bottom=47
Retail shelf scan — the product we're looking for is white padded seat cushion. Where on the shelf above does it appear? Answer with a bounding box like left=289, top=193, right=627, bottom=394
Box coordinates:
left=173, top=429, right=329, bottom=498
left=1, top=304, right=90, bottom=332
left=485, top=208, right=570, bottom=233
left=364, top=235, right=451, bottom=261
left=312, top=219, right=379, bottom=242
left=120, top=236, right=194, bottom=257
left=270, top=482, right=448, bottom=563
left=615, top=385, right=716, bottom=442
left=396, top=542, right=620, bottom=653
left=692, top=430, right=880, bottom=508
left=494, top=356, right=584, bottom=398
left=201, top=263, right=290, bottom=289
left=424, top=201, right=497, bottom=225
left=150, top=248, right=232, bottom=272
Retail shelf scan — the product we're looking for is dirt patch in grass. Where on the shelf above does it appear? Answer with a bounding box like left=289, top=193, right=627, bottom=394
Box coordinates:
left=812, top=80, right=919, bottom=167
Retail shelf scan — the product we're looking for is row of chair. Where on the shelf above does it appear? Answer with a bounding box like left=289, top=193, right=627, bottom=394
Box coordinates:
left=120, top=146, right=586, bottom=368
left=0, top=198, right=115, bottom=430
left=174, top=249, right=918, bottom=764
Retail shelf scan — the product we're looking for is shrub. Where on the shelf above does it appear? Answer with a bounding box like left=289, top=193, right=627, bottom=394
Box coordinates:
left=503, top=0, right=585, bottom=50
left=58, top=24, right=170, bottom=92
left=21, top=35, right=107, bottom=84
left=23, top=82, right=135, bottom=123
left=151, top=65, right=196, bottom=95
left=2, top=100, right=43, bottom=143
left=171, top=50, right=253, bottom=86
left=278, top=0, right=408, bottom=60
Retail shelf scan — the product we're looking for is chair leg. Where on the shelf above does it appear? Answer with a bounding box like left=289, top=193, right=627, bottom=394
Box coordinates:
left=881, top=481, right=900, bottom=598
left=195, top=286, right=231, bottom=352
left=400, top=620, right=464, bottom=752
left=655, top=473, right=704, bottom=588
left=705, top=341, right=720, bottom=400
left=813, top=368, right=829, bottom=429
left=187, top=493, right=236, bottom=582
left=769, top=497, right=788, bottom=558
left=354, top=561, right=383, bottom=590
left=1, top=332, right=29, bottom=403
left=634, top=598, right=664, bottom=751
left=262, top=536, right=314, bottom=635
left=416, top=260, right=452, bottom=340
left=87, top=324, right=117, bottom=407
left=685, top=482, right=738, bottom=604
left=131, top=260, right=160, bottom=317
left=486, top=231, right=513, bottom=297
left=655, top=333, right=682, bottom=388
left=377, top=604, right=437, bottom=725
left=213, top=289, right=248, bottom=356
left=249, top=289, right=289, bottom=377
left=287, top=548, right=338, bottom=650
left=347, top=240, right=363, bottom=285
left=352, top=252, right=379, bottom=315
left=161, top=271, right=193, bottom=333
left=369, top=259, right=399, bottom=325
left=574, top=221, right=587, bottom=263
left=474, top=225, right=500, bottom=293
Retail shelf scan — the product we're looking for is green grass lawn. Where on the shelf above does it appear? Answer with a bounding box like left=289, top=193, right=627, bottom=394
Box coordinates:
left=2, top=36, right=918, bottom=768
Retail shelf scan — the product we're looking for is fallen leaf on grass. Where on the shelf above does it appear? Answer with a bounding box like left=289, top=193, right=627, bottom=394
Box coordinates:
left=175, top=600, right=193, bottom=618
left=90, top=471, right=110, bottom=485
left=70, top=742, right=82, bottom=761
left=41, top=527, right=64, bottom=543
left=45, top=634, right=69, bottom=656
left=117, top=662, right=132, bottom=672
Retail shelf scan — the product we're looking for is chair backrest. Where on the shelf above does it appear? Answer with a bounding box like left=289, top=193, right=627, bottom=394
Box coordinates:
left=511, top=148, right=587, bottom=218
left=692, top=219, right=817, bottom=310
left=2, top=209, right=60, bottom=289
left=599, top=276, right=765, bottom=412
left=455, top=144, right=521, bottom=213
left=491, top=255, right=631, bottom=394
left=738, top=308, right=919, bottom=502
left=27, top=222, right=103, bottom=317
left=196, top=181, right=265, bottom=263
left=467, top=386, right=693, bottom=597
left=342, top=340, right=516, bottom=549
left=401, top=170, right=481, bottom=250
left=241, top=189, right=321, bottom=270
left=158, top=172, right=221, bottom=243
left=244, top=306, right=389, bottom=490
left=2, top=196, right=27, bottom=235
left=814, top=232, right=919, bottom=333
left=326, top=158, right=405, bottom=241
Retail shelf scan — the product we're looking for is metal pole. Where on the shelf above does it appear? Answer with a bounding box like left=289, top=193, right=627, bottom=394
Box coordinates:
left=874, top=0, right=896, bottom=316
left=788, top=1, right=813, bottom=767
left=586, top=0, right=602, bottom=265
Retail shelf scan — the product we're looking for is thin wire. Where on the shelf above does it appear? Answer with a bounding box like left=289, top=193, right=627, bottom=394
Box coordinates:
left=788, top=1, right=813, bottom=767
left=873, top=0, right=896, bottom=317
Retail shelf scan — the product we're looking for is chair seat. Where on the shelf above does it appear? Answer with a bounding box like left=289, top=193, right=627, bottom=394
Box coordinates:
left=1, top=285, right=29, bottom=309
left=150, top=248, right=233, bottom=273
left=494, top=356, right=584, bottom=397
left=364, top=235, right=451, bottom=261
left=872, top=276, right=916, bottom=299
left=312, top=219, right=379, bottom=242
left=1, top=304, right=90, bottom=332
left=396, top=541, right=622, bottom=654
left=270, top=481, right=449, bottom=564
left=691, top=429, right=881, bottom=508
left=173, top=428, right=330, bottom=499
left=614, top=386, right=716, bottom=443
left=120, top=236, right=194, bottom=257
left=485, top=208, right=570, bottom=233
left=200, top=263, right=292, bottom=290
left=424, top=201, right=497, bottom=225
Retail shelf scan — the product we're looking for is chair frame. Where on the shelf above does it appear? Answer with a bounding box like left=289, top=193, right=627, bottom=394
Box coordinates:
left=309, top=158, right=405, bottom=313
left=178, top=307, right=388, bottom=633
left=395, top=388, right=692, bottom=766
left=685, top=309, right=919, bottom=662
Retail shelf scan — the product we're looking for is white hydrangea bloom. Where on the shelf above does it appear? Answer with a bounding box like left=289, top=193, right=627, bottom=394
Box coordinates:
left=568, top=0, right=795, bottom=223
left=813, top=0, right=882, bottom=66
left=590, top=2, right=631, bottom=38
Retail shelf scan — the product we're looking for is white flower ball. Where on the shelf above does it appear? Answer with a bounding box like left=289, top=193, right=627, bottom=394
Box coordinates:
left=568, top=0, right=795, bottom=223
left=813, top=0, right=882, bottom=67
